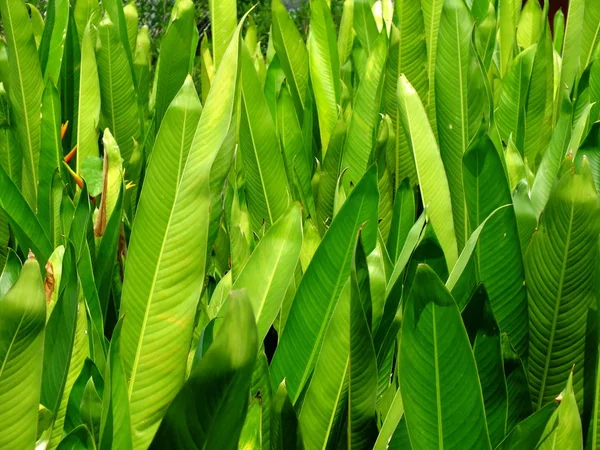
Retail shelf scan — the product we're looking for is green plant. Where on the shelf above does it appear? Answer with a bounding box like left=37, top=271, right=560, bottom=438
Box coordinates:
left=0, top=0, right=599, bottom=448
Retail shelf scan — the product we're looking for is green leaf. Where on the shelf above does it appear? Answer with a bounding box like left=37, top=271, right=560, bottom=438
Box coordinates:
left=348, top=243, right=378, bottom=449
left=222, top=203, right=303, bottom=341
left=553, top=9, right=565, bottom=53
left=57, top=425, right=96, bottom=450
left=498, top=0, right=517, bottom=77
left=96, top=13, right=142, bottom=170
left=384, top=0, right=428, bottom=189
left=152, top=0, right=198, bottom=132
left=387, top=179, right=415, bottom=263
left=463, top=136, right=528, bottom=357
left=0, top=256, right=46, bottom=450
left=0, top=164, right=53, bottom=263
left=151, top=290, right=258, bottom=450
left=38, top=81, right=67, bottom=242
left=277, top=85, right=315, bottom=218
left=133, top=26, right=151, bottom=118
left=516, top=0, right=543, bottom=49
left=372, top=387, right=404, bottom=450
left=0, top=0, right=44, bottom=206
left=354, top=0, right=379, bottom=55
left=342, top=30, right=387, bottom=187
left=527, top=161, right=600, bottom=409
left=272, top=0, right=309, bottom=118
left=39, top=0, right=69, bottom=83
left=271, top=165, right=378, bottom=402
left=537, top=373, right=582, bottom=449
left=309, top=0, right=341, bottom=151
left=461, top=285, right=508, bottom=447
left=76, top=20, right=101, bottom=175
left=530, top=106, right=572, bottom=217
left=47, top=295, right=89, bottom=450
left=119, top=76, right=202, bottom=447
left=396, top=74, right=458, bottom=270
left=337, top=0, right=354, bottom=67
left=98, top=319, right=132, bottom=450
left=420, top=0, right=443, bottom=129
left=399, top=265, right=491, bottom=450
left=496, top=45, right=535, bottom=156
left=497, top=402, right=557, bottom=450
left=298, top=281, right=350, bottom=449
left=123, top=1, right=138, bottom=55
left=240, top=46, right=291, bottom=230
left=41, top=244, right=78, bottom=419
left=435, top=0, right=484, bottom=251
left=121, top=13, right=248, bottom=445
left=208, top=0, right=236, bottom=69
left=560, top=0, right=585, bottom=93
left=272, top=381, right=302, bottom=450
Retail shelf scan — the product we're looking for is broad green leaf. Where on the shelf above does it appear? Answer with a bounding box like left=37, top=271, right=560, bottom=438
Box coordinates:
left=152, top=0, right=198, bottom=132
left=354, top=0, right=379, bottom=55
left=119, top=76, right=202, bottom=448
left=151, top=291, right=258, bottom=450
left=121, top=14, right=247, bottom=445
left=463, top=136, right=528, bottom=357
left=73, top=0, right=99, bottom=43
left=0, top=0, right=44, bottom=206
left=420, top=0, right=443, bottom=128
left=588, top=243, right=600, bottom=449
left=209, top=0, right=236, bottom=69
left=221, top=203, right=303, bottom=341
left=497, top=402, right=557, bottom=450
left=435, top=0, right=484, bottom=251
left=200, top=33, right=214, bottom=105
left=272, top=381, right=302, bottom=450
left=396, top=74, right=458, bottom=269
left=277, top=85, right=315, bottom=218
left=272, top=0, right=309, bottom=117
left=384, top=0, right=428, bottom=189
left=240, top=46, right=291, bottom=230
left=298, top=281, right=350, bottom=450
left=39, top=0, right=69, bottom=83
left=41, top=244, right=78, bottom=422
left=76, top=21, right=101, bottom=175
left=496, top=45, right=535, bottom=156
left=0, top=164, right=53, bottom=263
left=348, top=245, right=378, bottom=449
left=0, top=250, right=20, bottom=299
left=560, top=0, right=585, bottom=93
left=498, top=0, right=517, bottom=77
left=133, top=26, right=151, bottom=118
left=0, top=256, right=46, bottom=450
left=271, top=165, right=378, bottom=402
left=530, top=109, right=572, bottom=216
left=343, top=30, right=387, bottom=187
left=123, top=1, right=138, bottom=55
left=337, top=0, right=354, bottom=67
left=516, top=0, right=543, bottom=49
left=47, top=295, right=89, bottom=450
left=57, top=425, right=96, bottom=450
left=38, top=81, right=67, bottom=243
left=99, top=320, right=133, bottom=450
left=553, top=9, right=565, bottom=53
left=527, top=161, right=600, bottom=409
left=316, top=115, right=346, bottom=234
left=399, top=265, right=491, bottom=450
left=580, top=0, right=600, bottom=73
left=372, top=388, right=404, bottom=450
left=386, top=179, right=414, bottom=263
left=0, top=85, right=21, bottom=188
left=309, top=0, right=341, bottom=151
left=96, top=13, right=142, bottom=171
left=461, top=285, right=508, bottom=447
left=537, top=373, right=583, bottom=449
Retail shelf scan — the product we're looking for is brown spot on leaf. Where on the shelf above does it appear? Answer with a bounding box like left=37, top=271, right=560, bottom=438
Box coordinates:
left=44, top=260, right=55, bottom=304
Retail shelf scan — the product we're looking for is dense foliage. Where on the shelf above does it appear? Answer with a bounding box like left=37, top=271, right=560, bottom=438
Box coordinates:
left=0, top=0, right=599, bottom=448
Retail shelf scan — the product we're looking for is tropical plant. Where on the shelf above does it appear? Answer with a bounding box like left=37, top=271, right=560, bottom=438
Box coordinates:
left=0, top=0, right=598, bottom=448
